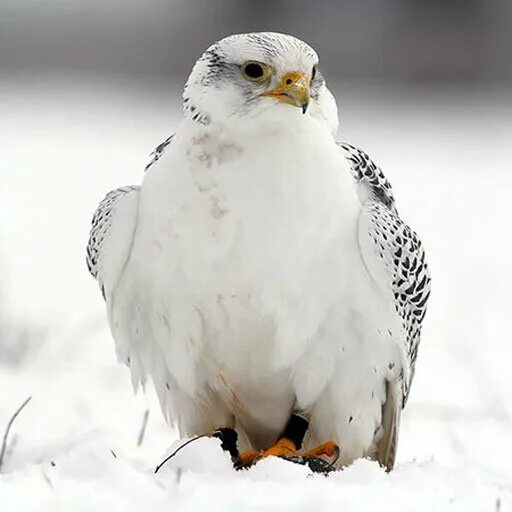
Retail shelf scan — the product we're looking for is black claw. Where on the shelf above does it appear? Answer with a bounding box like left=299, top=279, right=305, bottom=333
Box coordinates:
left=284, top=455, right=337, bottom=474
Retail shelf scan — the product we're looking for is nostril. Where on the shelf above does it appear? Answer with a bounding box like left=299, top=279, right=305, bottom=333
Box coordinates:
left=285, top=78, right=293, bottom=85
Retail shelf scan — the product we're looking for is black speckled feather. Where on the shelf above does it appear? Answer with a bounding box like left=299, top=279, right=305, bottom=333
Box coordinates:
left=339, top=142, right=431, bottom=405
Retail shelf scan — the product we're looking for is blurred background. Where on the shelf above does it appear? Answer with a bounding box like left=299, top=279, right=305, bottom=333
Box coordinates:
left=2, top=0, right=512, bottom=81
left=1, top=0, right=511, bottom=490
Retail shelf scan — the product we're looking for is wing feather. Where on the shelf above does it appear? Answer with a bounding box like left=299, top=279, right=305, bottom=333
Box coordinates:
left=341, top=142, right=431, bottom=470
left=339, top=142, right=396, bottom=211
left=145, top=134, right=175, bottom=172
left=376, top=379, right=401, bottom=471
left=86, top=186, right=140, bottom=300
left=87, top=136, right=176, bottom=404
left=341, top=142, right=431, bottom=405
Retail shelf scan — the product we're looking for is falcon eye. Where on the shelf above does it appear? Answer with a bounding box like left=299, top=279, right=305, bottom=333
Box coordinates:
left=242, top=61, right=271, bottom=82
left=311, top=65, right=318, bottom=81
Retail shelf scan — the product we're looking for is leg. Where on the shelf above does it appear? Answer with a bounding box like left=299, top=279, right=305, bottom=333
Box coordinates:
left=236, top=413, right=339, bottom=468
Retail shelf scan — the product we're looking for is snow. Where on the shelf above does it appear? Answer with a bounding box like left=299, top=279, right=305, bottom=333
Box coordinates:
left=1, top=75, right=511, bottom=510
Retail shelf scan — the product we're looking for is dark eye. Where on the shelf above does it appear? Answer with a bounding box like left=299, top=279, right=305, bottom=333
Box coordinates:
left=242, top=61, right=272, bottom=82
left=311, top=65, right=318, bottom=81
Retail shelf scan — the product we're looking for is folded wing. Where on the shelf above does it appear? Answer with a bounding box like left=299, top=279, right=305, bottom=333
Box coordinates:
left=86, top=186, right=140, bottom=300
left=340, top=142, right=431, bottom=469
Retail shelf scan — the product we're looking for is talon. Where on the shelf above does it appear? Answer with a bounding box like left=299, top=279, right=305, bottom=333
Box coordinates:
left=236, top=438, right=340, bottom=469
left=217, top=416, right=340, bottom=471
left=234, top=449, right=260, bottom=469
left=235, top=438, right=297, bottom=469
left=301, top=440, right=339, bottom=459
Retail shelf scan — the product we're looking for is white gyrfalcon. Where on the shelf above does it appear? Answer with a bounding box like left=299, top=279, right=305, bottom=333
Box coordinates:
left=87, top=32, right=431, bottom=471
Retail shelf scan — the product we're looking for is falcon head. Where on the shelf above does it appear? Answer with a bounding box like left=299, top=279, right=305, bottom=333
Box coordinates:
left=183, top=32, right=338, bottom=134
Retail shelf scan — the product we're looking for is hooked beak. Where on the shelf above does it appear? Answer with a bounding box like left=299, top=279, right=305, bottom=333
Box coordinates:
left=262, top=72, right=310, bottom=114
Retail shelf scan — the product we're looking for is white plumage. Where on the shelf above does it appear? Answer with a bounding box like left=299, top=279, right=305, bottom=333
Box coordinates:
left=87, top=32, right=430, bottom=470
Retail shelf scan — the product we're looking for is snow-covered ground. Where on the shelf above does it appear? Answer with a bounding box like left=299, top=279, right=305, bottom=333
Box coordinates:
left=1, top=75, right=511, bottom=510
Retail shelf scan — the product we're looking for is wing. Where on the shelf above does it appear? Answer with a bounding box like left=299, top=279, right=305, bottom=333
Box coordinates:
left=366, top=201, right=431, bottom=396
left=376, top=379, right=401, bottom=471
left=86, top=186, right=140, bottom=300
left=87, top=133, right=175, bottom=295
left=340, top=142, right=431, bottom=469
left=87, top=138, right=178, bottom=400
left=145, top=134, right=175, bottom=172
left=339, top=142, right=396, bottom=212
left=340, top=141, right=431, bottom=400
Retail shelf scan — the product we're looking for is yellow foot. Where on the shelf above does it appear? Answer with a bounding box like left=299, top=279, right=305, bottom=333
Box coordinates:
left=300, top=440, right=340, bottom=459
left=236, top=438, right=339, bottom=469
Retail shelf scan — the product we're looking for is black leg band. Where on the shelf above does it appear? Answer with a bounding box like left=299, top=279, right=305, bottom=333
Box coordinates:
left=280, top=413, right=309, bottom=449
left=212, top=428, right=239, bottom=458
